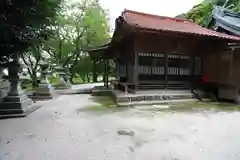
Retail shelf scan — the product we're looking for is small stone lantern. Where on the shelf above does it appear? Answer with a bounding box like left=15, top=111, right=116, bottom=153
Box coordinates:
left=32, top=62, right=57, bottom=100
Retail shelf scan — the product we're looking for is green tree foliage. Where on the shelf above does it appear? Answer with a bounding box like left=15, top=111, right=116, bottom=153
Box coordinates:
left=0, top=0, right=62, bottom=62
left=21, top=44, right=50, bottom=88
left=22, top=0, right=111, bottom=86
left=184, top=2, right=214, bottom=27
left=178, top=0, right=240, bottom=27
left=44, top=0, right=111, bottom=83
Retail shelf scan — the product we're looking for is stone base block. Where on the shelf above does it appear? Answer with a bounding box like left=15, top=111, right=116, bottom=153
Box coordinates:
left=56, top=82, right=72, bottom=90
left=0, top=94, right=40, bottom=119
left=32, top=95, right=59, bottom=101
left=55, top=85, right=70, bottom=90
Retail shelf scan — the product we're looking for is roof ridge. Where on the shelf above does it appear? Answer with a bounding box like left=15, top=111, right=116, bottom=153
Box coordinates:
left=122, top=9, right=193, bottom=24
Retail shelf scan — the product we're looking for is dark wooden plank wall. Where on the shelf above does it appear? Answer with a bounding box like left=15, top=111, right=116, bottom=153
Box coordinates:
left=133, top=32, right=202, bottom=87
left=117, top=35, right=135, bottom=83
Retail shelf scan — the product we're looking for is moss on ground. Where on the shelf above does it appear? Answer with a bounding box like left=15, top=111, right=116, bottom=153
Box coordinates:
left=83, top=96, right=126, bottom=112
left=168, top=101, right=240, bottom=112
left=135, top=101, right=240, bottom=113
left=91, top=96, right=116, bottom=107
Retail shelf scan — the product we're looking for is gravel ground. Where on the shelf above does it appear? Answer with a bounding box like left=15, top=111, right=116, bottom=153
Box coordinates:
left=0, top=94, right=240, bottom=160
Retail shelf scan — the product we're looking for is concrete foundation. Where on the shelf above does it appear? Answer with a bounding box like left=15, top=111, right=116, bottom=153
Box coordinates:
left=218, top=86, right=240, bottom=104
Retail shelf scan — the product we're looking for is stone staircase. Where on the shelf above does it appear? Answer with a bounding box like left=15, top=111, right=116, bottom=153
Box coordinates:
left=114, top=90, right=209, bottom=107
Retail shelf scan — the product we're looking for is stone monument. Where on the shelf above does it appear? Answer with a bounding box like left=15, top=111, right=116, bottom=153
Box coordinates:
left=0, top=60, right=37, bottom=117
left=32, top=62, right=58, bottom=100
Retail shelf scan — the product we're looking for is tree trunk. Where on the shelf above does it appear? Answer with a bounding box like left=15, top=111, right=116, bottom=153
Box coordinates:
left=31, top=72, right=38, bottom=89
left=69, top=74, right=74, bottom=84
left=80, top=74, right=86, bottom=83
left=86, top=73, right=91, bottom=83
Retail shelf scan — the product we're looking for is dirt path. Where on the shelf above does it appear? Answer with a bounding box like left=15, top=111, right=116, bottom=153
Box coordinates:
left=0, top=95, right=240, bottom=160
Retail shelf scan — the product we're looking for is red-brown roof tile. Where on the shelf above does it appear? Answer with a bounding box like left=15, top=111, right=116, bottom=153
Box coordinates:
left=122, top=9, right=240, bottom=41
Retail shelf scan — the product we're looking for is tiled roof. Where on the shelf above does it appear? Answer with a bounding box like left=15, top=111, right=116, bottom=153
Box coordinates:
left=121, top=9, right=240, bottom=41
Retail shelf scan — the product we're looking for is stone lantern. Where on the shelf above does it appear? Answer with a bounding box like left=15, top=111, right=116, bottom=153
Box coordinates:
left=32, top=62, right=57, bottom=100
left=0, top=59, right=36, bottom=117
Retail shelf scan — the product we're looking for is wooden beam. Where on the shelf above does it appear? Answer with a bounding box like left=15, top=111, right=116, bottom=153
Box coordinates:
left=190, top=55, right=194, bottom=91
left=106, top=59, right=109, bottom=88
left=103, top=58, right=109, bottom=88
left=92, top=60, right=97, bottom=82
left=133, top=39, right=139, bottom=92
left=115, top=59, right=120, bottom=82
left=164, top=53, right=168, bottom=89
left=228, top=49, right=234, bottom=85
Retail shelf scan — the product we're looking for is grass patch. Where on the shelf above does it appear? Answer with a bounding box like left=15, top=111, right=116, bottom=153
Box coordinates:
left=92, top=96, right=116, bottom=107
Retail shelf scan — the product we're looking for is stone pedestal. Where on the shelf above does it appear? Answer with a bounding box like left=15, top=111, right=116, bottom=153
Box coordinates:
left=32, top=63, right=58, bottom=100
left=0, top=61, right=39, bottom=118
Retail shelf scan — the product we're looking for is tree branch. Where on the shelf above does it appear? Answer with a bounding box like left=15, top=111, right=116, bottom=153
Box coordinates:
left=20, top=53, right=33, bottom=78
left=33, top=45, right=41, bottom=71
left=44, top=48, right=59, bottom=61
left=63, top=26, right=86, bottom=67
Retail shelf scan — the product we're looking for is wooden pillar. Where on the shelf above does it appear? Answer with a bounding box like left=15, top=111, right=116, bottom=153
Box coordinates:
left=190, top=55, right=194, bottom=91
left=103, top=59, right=106, bottom=87
left=133, top=50, right=138, bottom=92
left=92, top=60, right=97, bottom=82
left=164, top=53, right=168, bottom=89
left=115, top=60, right=119, bottom=81
left=228, top=49, right=234, bottom=84
left=105, top=59, right=109, bottom=88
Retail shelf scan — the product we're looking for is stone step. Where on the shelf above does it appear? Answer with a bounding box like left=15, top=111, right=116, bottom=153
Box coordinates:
left=118, top=99, right=199, bottom=107
left=138, top=84, right=190, bottom=90
left=116, top=93, right=194, bottom=103
left=0, top=103, right=41, bottom=119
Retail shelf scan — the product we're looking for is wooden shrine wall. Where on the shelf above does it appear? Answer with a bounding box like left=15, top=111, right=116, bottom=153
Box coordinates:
left=134, top=32, right=197, bottom=54
left=137, top=52, right=193, bottom=81
left=218, top=51, right=232, bottom=84
left=116, top=35, right=135, bottom=83
left=202, top=48, right=240, bottom=87
left=202, top=51, right=219, bottom=83
left=230, top=50, right=240, bottom=86
left=218, top=49, right=240, bottom=87
left=133, top=32, right=203, bottom=84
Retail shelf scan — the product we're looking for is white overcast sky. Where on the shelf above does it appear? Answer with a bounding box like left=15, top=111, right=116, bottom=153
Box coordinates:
left=99, top=0, right=203, bottom=29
